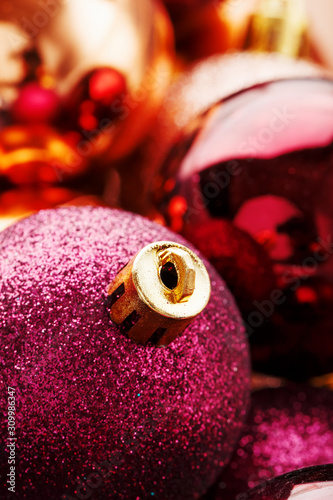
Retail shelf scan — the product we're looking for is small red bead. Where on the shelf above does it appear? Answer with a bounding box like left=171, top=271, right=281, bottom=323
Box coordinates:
left=89, top=68, right=127, bottom=105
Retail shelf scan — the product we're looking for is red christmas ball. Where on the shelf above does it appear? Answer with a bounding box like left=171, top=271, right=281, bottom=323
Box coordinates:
left=206, top=386, right=333, bottom=500
left=66, top=67, right=128, bottom=133
left=0, top=206, right=250, bottom=499
left=155, top=55, right=333, bottom=380
left=88, top=68, right=127, bottom=105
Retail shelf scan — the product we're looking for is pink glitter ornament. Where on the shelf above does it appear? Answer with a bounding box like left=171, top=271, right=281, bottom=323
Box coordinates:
left=0, top=206, right=250, bottom=500
left=207, top=386, right=333, bottom=500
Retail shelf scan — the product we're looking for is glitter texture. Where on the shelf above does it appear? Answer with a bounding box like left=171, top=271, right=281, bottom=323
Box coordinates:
left=208, top=387, right=333, bottom=500
left=0, top=206, right=250, bottom=500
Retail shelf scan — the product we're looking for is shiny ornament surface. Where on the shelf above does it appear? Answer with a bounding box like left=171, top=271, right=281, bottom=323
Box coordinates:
left=158, top=51, right=323, bottom=139
left=238, top=465, right=333, bottom=500
left=206, top=386, right=333, bottom=500
left=156, top=69, right=333, bottom=380
left=0, top=206, right=250, bottom=499
left=182, top=219, right=277, bottom=316
left=148, top=52, right=324, bottom=190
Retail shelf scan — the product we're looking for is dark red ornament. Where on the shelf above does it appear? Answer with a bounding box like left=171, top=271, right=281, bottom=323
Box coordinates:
left=156, top=74, right=333, bottom=381
left=182, top=219, right=277, bottom=316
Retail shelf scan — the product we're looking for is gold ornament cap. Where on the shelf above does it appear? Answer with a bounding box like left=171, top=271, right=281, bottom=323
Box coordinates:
left=108, top=241, right=211, bottom=348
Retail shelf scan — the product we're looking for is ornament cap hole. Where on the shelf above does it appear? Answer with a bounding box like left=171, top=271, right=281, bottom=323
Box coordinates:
left=160, top=262, right=178, bottom=290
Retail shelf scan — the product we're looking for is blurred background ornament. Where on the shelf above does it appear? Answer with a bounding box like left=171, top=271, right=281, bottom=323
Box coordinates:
left=11, top=81, right=60, bottom=124
left=243, top=0, right=310, bottom=58
left=163, top=1, right=234, bottom=62
left=0, top=124, right=87, bottom=184
left=0, top=105, right=104, bottom=230
left=0, top=0, right=175, bottom=163
left=0, top=206, right=250, bottom=499
left=204, top=386, right=333, bottom=499
left=311, top=372, right=333, bottom=392
left=224, top=0, right=333, bottom=71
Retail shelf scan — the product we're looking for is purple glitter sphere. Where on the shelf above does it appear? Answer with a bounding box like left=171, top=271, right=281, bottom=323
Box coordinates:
left=207, top=386, right=333, bottom=500
left=0, top=207, right=250, bottom=500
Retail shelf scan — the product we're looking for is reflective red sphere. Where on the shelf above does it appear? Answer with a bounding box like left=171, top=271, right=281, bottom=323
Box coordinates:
left=156, top=76, right=333, bottom=380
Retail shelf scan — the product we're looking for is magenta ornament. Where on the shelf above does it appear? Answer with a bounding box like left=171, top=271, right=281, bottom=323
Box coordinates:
left=0, top=206, right=250, bottom=500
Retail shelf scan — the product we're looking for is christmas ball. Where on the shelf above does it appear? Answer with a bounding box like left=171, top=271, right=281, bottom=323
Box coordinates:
left=2, top=0, right=175, bottom=161
left=154, top=54, right=333, bottom=380
left=0, top=206, right=250, bottom=499
left=152, top=52, right=324, bottom=173
left=240, top=464, right=333, bottom=500
left=140, top=53, right=324, bottom=216
left=206, top=386, right=333, bottom=500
